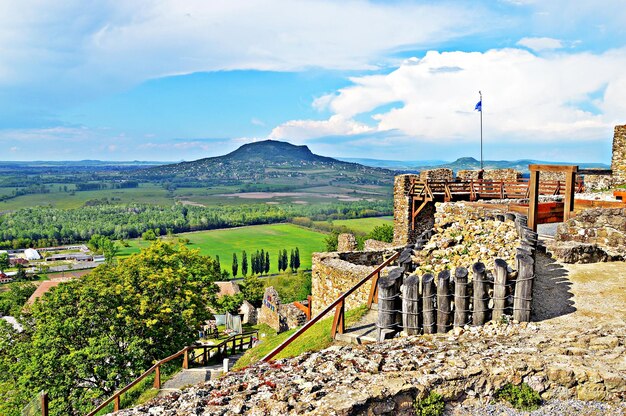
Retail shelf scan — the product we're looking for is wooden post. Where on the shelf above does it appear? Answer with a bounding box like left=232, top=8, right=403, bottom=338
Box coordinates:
left=398, top=248, right=413, bottom=274
left=376, top=268, right=402, bottom=341
left=564, top=171, right=576, bottom=221
left=306, top=295, right=312, bottom=320
left=114, top=395, right=120, bottom=412
left=527, top=169, right=540, bottom=231
left=367, top=271, right=381, bottom=308
left=513, top=253, right=535, bottom=322
left=41, top=392, right=49, bottom=416
left=401, top=274, right=420, bottom=335
left=472, top=262, right=489, bottom=325
left=203, top=346, right=208, bottom=364
left=153, top=365, right=161, bottom=389
left=422, top=273, right=436, bottom=334
left=436, top=270, right=452, bottom=333
left=453, top=267, right=469, bottom=327
left=331, top=297, right=345, bottom=337
left=492, top=259, right=508, bottom=321
left=183, top=348, right=189, bottom=369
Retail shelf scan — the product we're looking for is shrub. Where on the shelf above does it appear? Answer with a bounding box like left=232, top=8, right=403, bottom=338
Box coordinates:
left=414, top=391, right=445, bottom=416
left=495, top=383, right=541, bottom=411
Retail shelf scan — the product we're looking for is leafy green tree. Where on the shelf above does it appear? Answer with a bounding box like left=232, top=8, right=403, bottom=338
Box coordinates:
left=241, top=250, right=248, bottom=276
left=241, top=274, right=264, bottom=307
left=15, top=265, right=27, bottom=281
left=215, top=293, right=244, bottom=314
left=264, top=251, right=270, bottom=274
left=0, top=252, right=9, bottom=272
left=289, top=249, right=295, bottom=273
left=324, top=231, right=340, bottom=251
left=367, top=224, right=394, bottom=243
left=232, top=253, right=238, bottom=277
left=0, top=241, right=221, bottom=415
left=0, top=282, right=36, bottom=316
left=259, top=249, right=265, bottom=275
left=142, top=229, right=157, bottom=241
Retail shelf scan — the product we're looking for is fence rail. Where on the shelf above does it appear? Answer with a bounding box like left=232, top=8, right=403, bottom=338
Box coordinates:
left=86, top=330, right=258, bottom=416
left=262, top=251, right=400, bottom=362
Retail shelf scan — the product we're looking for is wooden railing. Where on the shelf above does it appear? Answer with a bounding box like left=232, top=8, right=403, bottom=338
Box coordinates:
left=262, top=251, right=400, bottom=362
left=410, top=178, right=585, bottom=202
left=293, top=295, right=312, bottom=321
left=87, top=330, right=258, bottom=416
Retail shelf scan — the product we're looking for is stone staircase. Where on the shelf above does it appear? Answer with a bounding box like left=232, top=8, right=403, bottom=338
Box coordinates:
left=334, top=304, right=379, bottom=345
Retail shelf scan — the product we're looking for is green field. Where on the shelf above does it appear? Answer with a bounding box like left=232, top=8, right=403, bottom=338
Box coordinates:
left=117, top=223, right=327, bottom=275
left=318, top=216, right=393, bottom=234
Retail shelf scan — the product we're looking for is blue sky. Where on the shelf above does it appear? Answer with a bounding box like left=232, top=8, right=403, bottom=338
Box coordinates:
left=1, top=0, right=625, bottom=162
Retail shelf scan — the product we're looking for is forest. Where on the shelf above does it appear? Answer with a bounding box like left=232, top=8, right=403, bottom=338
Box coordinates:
left=0, top=200, right=391, bottom=249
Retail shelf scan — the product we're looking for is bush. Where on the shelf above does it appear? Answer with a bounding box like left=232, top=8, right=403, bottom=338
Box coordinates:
left=414, top=391, right=445, bottom=416
left=366, top=224, right=394, bottom=243
left=494, top=383, right=541, bottom=411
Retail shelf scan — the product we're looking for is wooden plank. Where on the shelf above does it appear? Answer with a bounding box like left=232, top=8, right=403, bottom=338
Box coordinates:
left=331, top=298, right=345, bottom=336
left=453, top=267, right=469, bottom=327
left=492, top=259, right=508, bottom=320
left=472, top=262, right=489, bottom=325
left=529, top=164, right=578, bottom=173
left=527, top=170, right=539, bottom=231
left=401, top=274, right=420, bottom=335
left=564, top=171, right=576, bottom=221
left=436, top=270, right=452, bottom=333
left=422, top=273, right=436, bottom=334
left=513, top=253, right=535, bottom=322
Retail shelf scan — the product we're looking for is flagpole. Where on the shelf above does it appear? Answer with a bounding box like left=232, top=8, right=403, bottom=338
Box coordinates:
left=479, top=91, right=483, bottom=170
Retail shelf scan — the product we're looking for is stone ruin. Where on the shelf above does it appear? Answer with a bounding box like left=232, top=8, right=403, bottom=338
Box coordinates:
left=258, top=286, right=307, bottom=333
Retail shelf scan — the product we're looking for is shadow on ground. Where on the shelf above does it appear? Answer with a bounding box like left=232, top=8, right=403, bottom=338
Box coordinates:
left=531, top=252, right=576, bottom=321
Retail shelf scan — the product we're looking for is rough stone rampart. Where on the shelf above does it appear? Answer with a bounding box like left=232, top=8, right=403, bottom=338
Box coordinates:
left=611, top=124, right=626, bottom=185
left=337, top=233, right=357, bottom=251
left=483, top=168, right=521, bottom=181
left=419, top=168, right=453, bottom=182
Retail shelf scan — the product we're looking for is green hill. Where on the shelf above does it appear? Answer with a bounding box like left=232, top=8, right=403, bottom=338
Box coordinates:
left=134, top=140, right=394, bottom=187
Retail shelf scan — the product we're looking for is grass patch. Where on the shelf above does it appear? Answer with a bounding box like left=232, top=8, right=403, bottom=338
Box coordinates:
left=329, top=216, right=393, bottom=234
left=494, top=383, right=541, bottom=411
left=264, top=272, right=311, bottom=303
left=117, top=223, right=327, bottom=274
left=233, top=305, right=369, bottom=370
left=414, top=391, right=445, bottom=416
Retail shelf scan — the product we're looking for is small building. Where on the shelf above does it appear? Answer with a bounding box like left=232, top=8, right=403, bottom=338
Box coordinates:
left=24, top=248, right=41, bottom=261
left=0, top=272, right=13, bottom=284
left=9, top=258, right=28, bottom=266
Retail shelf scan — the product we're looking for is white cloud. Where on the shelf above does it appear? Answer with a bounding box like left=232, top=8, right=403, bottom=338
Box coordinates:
left=271, top=47, right=626, bottom=144
left=517, top=37, right=563, bottom=51
left=270, top=115, right=373, bottom=142
left=0, top=0, right=487, bottom=94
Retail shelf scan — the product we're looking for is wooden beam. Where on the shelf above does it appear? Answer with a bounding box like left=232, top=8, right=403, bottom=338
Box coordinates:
left=529, top=164, right=578, bottom=173
left=564, top=171, right=576, bottom=221
left=527, top=170, right=540, bottom=232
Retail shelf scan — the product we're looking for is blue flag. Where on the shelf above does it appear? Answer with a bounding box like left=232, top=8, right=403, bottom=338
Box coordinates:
left=474, top=100, right=482, bottom=112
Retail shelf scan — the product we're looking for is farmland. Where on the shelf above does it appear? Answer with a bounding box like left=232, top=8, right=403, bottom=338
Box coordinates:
left=117, top=223, right=328, bottom=274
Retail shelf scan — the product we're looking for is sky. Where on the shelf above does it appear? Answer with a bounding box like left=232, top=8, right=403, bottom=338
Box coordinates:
left=1, top=0, right=626, bottom=163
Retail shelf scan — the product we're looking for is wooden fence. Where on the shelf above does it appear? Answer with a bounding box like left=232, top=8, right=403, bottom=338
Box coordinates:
left=261, top=251, right=401, bottom=362
left=87, top=331, right=258, bottom=416
left=377, top=218, right=538, bottom=341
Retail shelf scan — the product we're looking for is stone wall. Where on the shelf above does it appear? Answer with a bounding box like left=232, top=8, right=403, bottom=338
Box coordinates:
left=419, top=168, right=454, bottom=182
left=311, top=250, right=396, bottom=316
left=582, top=172, right=614, bottom=191
left=393, top=174, right=435, bottom=246
left=363, top=239, right=395, bottom=251
left=337, top=233, right=357, bottom=251
left=258, top=286, right=285, bottom=332
left=539, top=171, right=566, bottom=181
left=456, top=170, right=481, bottom=181
left=483, top=168, right=522, bottom=181
left=413, top=202, right=521, bottom=276
left=550, top=208, right=626, bottom=262
left=281, top=304, right=307, bottom=329
left=393, top=174, right=418, bottom=246
left=611, top=124, right=626, bottom=185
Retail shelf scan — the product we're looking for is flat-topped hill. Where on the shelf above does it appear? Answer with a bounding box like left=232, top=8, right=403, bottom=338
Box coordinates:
left=134, top=140, right=394, bottom=186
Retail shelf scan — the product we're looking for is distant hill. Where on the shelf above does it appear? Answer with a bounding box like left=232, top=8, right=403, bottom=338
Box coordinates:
left=337, top=157, right=448, bottom=170
left=414, top=157, right=610, bottom=173
left=135, top=140, right=395, bottom=187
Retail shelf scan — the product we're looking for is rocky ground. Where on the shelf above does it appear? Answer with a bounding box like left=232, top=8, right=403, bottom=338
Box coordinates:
left=112, top=253, right=625, bottom=416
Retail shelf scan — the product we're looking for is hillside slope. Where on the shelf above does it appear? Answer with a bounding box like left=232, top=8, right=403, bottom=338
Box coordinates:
left=134, top=140, right=394, bottom=187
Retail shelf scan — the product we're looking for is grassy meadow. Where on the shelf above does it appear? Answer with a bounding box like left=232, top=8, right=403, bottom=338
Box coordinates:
left=117, top=223, right=328, bottom=274
left=329, top=216, right=393, bottom=234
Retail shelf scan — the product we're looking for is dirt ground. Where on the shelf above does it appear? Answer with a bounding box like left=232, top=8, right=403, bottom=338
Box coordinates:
left=532, top=251, right=626, bottom=332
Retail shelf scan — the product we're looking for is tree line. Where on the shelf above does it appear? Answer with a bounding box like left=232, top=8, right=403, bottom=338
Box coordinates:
left=230, top=248, right=301, bottom=278
left=0, top=200, right=391, bottom=249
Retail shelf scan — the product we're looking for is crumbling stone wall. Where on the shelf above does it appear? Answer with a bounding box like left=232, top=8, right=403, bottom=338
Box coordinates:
left=611, top=124, right=626, bottom=185
left=363, top=239, right=395, bottom=251
left=419, top=168, right=453, bottom=182
left=393, top=174, right=435, bottom=246
left=311, top=250, right=394, bottom=316
left=456, top=170, right=481, bottom=181
left=337, top=233, right=357, bottom=251
left=551, top=208, right=626, bottom=262
left=582, top=171, right=614, bottom=191
left=281, top=304, right=307, bottom=329
left=483, top=168, right=521, bottom=181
